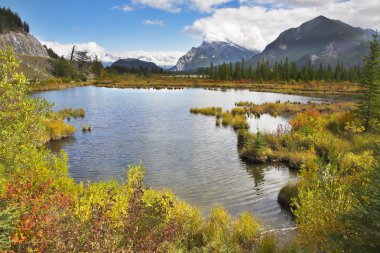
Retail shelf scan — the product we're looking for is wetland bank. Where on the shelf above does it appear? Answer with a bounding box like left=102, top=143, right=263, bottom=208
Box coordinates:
left=33, top=86, right=325, bottom=227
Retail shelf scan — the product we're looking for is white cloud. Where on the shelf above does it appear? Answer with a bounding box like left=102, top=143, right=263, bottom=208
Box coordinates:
left=41, top=41, right=184, bottom=66
left=122, top=5, right=134, bottom=12
left=184, top=0, right=380, bottom=51
left=142, top=19, right=165, bottom=27
left=131, top=0, right=233, bottom=13
left=42, top=41, right=106, bottom=59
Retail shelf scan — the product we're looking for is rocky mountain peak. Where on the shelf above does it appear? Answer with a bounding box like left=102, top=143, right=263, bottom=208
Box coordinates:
left=172, top=37, right=259, bottom=71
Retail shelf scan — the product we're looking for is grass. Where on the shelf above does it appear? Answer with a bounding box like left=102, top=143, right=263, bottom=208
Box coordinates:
left=235, top=101, right=356, bottom=117
left=43, top=116, right=76, bottom=142
left=190, top=107, right=250, bottom=130
left=30, top=72, right=366, bottom=98
left=190, top=107, right=222, bottom=116
left=221, top=112, right=246, bottom=129
left=57, top=108, right=85, bottom=119
left=42, top=107, right=85, bottom=142
left=237, top=109, right=378, bottom=169
left=278, top=181, right=299, bottom=211
left=31, top=78, right=88, bottom=91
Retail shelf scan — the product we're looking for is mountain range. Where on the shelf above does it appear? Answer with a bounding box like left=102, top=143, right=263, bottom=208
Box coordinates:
left=0, top=12, right=376, bottom=75
left=171, top=38, right=259, bottom=71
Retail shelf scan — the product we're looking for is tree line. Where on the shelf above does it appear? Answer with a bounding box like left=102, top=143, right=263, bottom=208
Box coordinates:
left=197, top=58, right=363, bottom=83
left=106, top=65, right=163, bottom=76
left=50, top=46, right=104, bottom=81
left=0, top=7, right=29, bottom=33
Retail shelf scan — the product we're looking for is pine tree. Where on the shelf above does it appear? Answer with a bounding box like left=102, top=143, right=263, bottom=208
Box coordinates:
left=359, top=32, right=380, bottom=130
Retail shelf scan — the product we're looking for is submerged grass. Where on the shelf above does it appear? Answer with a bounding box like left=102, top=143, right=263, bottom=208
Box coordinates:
left=57, top=108, right=85, bottom=119
left=190, top=107, right=222, bottom=116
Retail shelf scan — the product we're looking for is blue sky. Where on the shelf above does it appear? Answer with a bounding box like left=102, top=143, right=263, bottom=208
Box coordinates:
left=2, top=0, right=379, bottom=66
left=0, top=0, right=208, bottom=51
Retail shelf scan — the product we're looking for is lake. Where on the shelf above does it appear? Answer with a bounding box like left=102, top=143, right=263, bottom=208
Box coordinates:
left=33, top=86, right=323, bottom=228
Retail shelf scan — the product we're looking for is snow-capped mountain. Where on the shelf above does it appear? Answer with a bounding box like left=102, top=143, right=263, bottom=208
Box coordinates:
left=172, top=37, right=259, bottom=72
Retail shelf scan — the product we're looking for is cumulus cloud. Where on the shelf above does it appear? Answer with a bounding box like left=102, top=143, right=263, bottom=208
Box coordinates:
left=142, top=19, right=165, bottom=27
left=41, top=40, right=184, bottom=66
left=42, top=41, right=106, bottom=59
left=184, top=0, right=380, bottom=51
left=131, top=0, right=233, bottom=13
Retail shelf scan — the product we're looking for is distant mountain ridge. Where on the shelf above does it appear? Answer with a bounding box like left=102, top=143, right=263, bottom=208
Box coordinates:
left=172, top=39, right=259, bottom=72
left=246, top=16, right=375, bottom=68
left=111, top=58, right=162, bottom=71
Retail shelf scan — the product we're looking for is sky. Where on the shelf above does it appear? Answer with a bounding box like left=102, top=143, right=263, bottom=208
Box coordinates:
left=1, top=0, right=380, bottom=66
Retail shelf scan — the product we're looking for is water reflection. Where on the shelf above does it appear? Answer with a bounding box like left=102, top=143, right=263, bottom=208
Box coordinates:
left=33, top=87, right=321, bottom=227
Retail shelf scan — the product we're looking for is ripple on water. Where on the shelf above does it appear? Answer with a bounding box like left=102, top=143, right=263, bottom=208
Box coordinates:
left=35, top=87, right=321, bottom=227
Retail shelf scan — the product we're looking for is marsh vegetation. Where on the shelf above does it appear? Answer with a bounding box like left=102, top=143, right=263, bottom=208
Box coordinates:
left=42, top=108, right=86, bottom=142
left=1, top=31, right=380, bottom=253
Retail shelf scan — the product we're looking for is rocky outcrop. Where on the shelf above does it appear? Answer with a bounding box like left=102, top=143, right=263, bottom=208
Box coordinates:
left=0, top=31, right=49, bottom=57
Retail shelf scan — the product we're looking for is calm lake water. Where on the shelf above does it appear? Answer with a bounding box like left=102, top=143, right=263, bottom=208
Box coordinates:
left=33, top=86, right=323, bottom=228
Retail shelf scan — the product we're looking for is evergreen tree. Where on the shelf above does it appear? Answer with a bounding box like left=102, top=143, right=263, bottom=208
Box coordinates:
left=0, top=7, right=29, bottom=33
left=43, top=45, right=59, bottom=59
left=359, top=32, right=380, bottom=130
left=91, top=56, right=105, bottom=78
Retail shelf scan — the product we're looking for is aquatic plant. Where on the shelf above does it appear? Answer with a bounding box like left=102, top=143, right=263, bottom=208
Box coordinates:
left=235, top=101, right=355, bottom=118
left=57, top=108, right=85, bottom=119
left=43, top=116, right=76, bottom=141
left=278, top=181, right=299, bottom=211
left=190, top=107, right=222, bottom=116
left=82, top=124, right=91, bottom=132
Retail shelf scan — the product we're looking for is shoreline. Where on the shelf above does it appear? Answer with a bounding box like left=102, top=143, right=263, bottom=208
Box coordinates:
left=31, top=79, right=364, bottom=99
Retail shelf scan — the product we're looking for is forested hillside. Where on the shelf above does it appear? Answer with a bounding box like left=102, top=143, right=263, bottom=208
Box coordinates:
left=0, top=7, right=29, bottom=33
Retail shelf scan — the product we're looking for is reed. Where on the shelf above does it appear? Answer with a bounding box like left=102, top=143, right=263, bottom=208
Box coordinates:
left=57, top=108, right=86, bottom=119
left=190, top=107, right=222, bottom=116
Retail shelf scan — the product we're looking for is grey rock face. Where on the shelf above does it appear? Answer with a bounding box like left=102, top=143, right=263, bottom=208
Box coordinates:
left=0, top=31, right=49, bottom=57
left=172, top=40, right=259, bottom=72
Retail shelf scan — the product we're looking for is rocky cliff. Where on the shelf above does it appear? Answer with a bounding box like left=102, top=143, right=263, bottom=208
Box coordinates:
left=0, top=31, right=49, bottom=57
